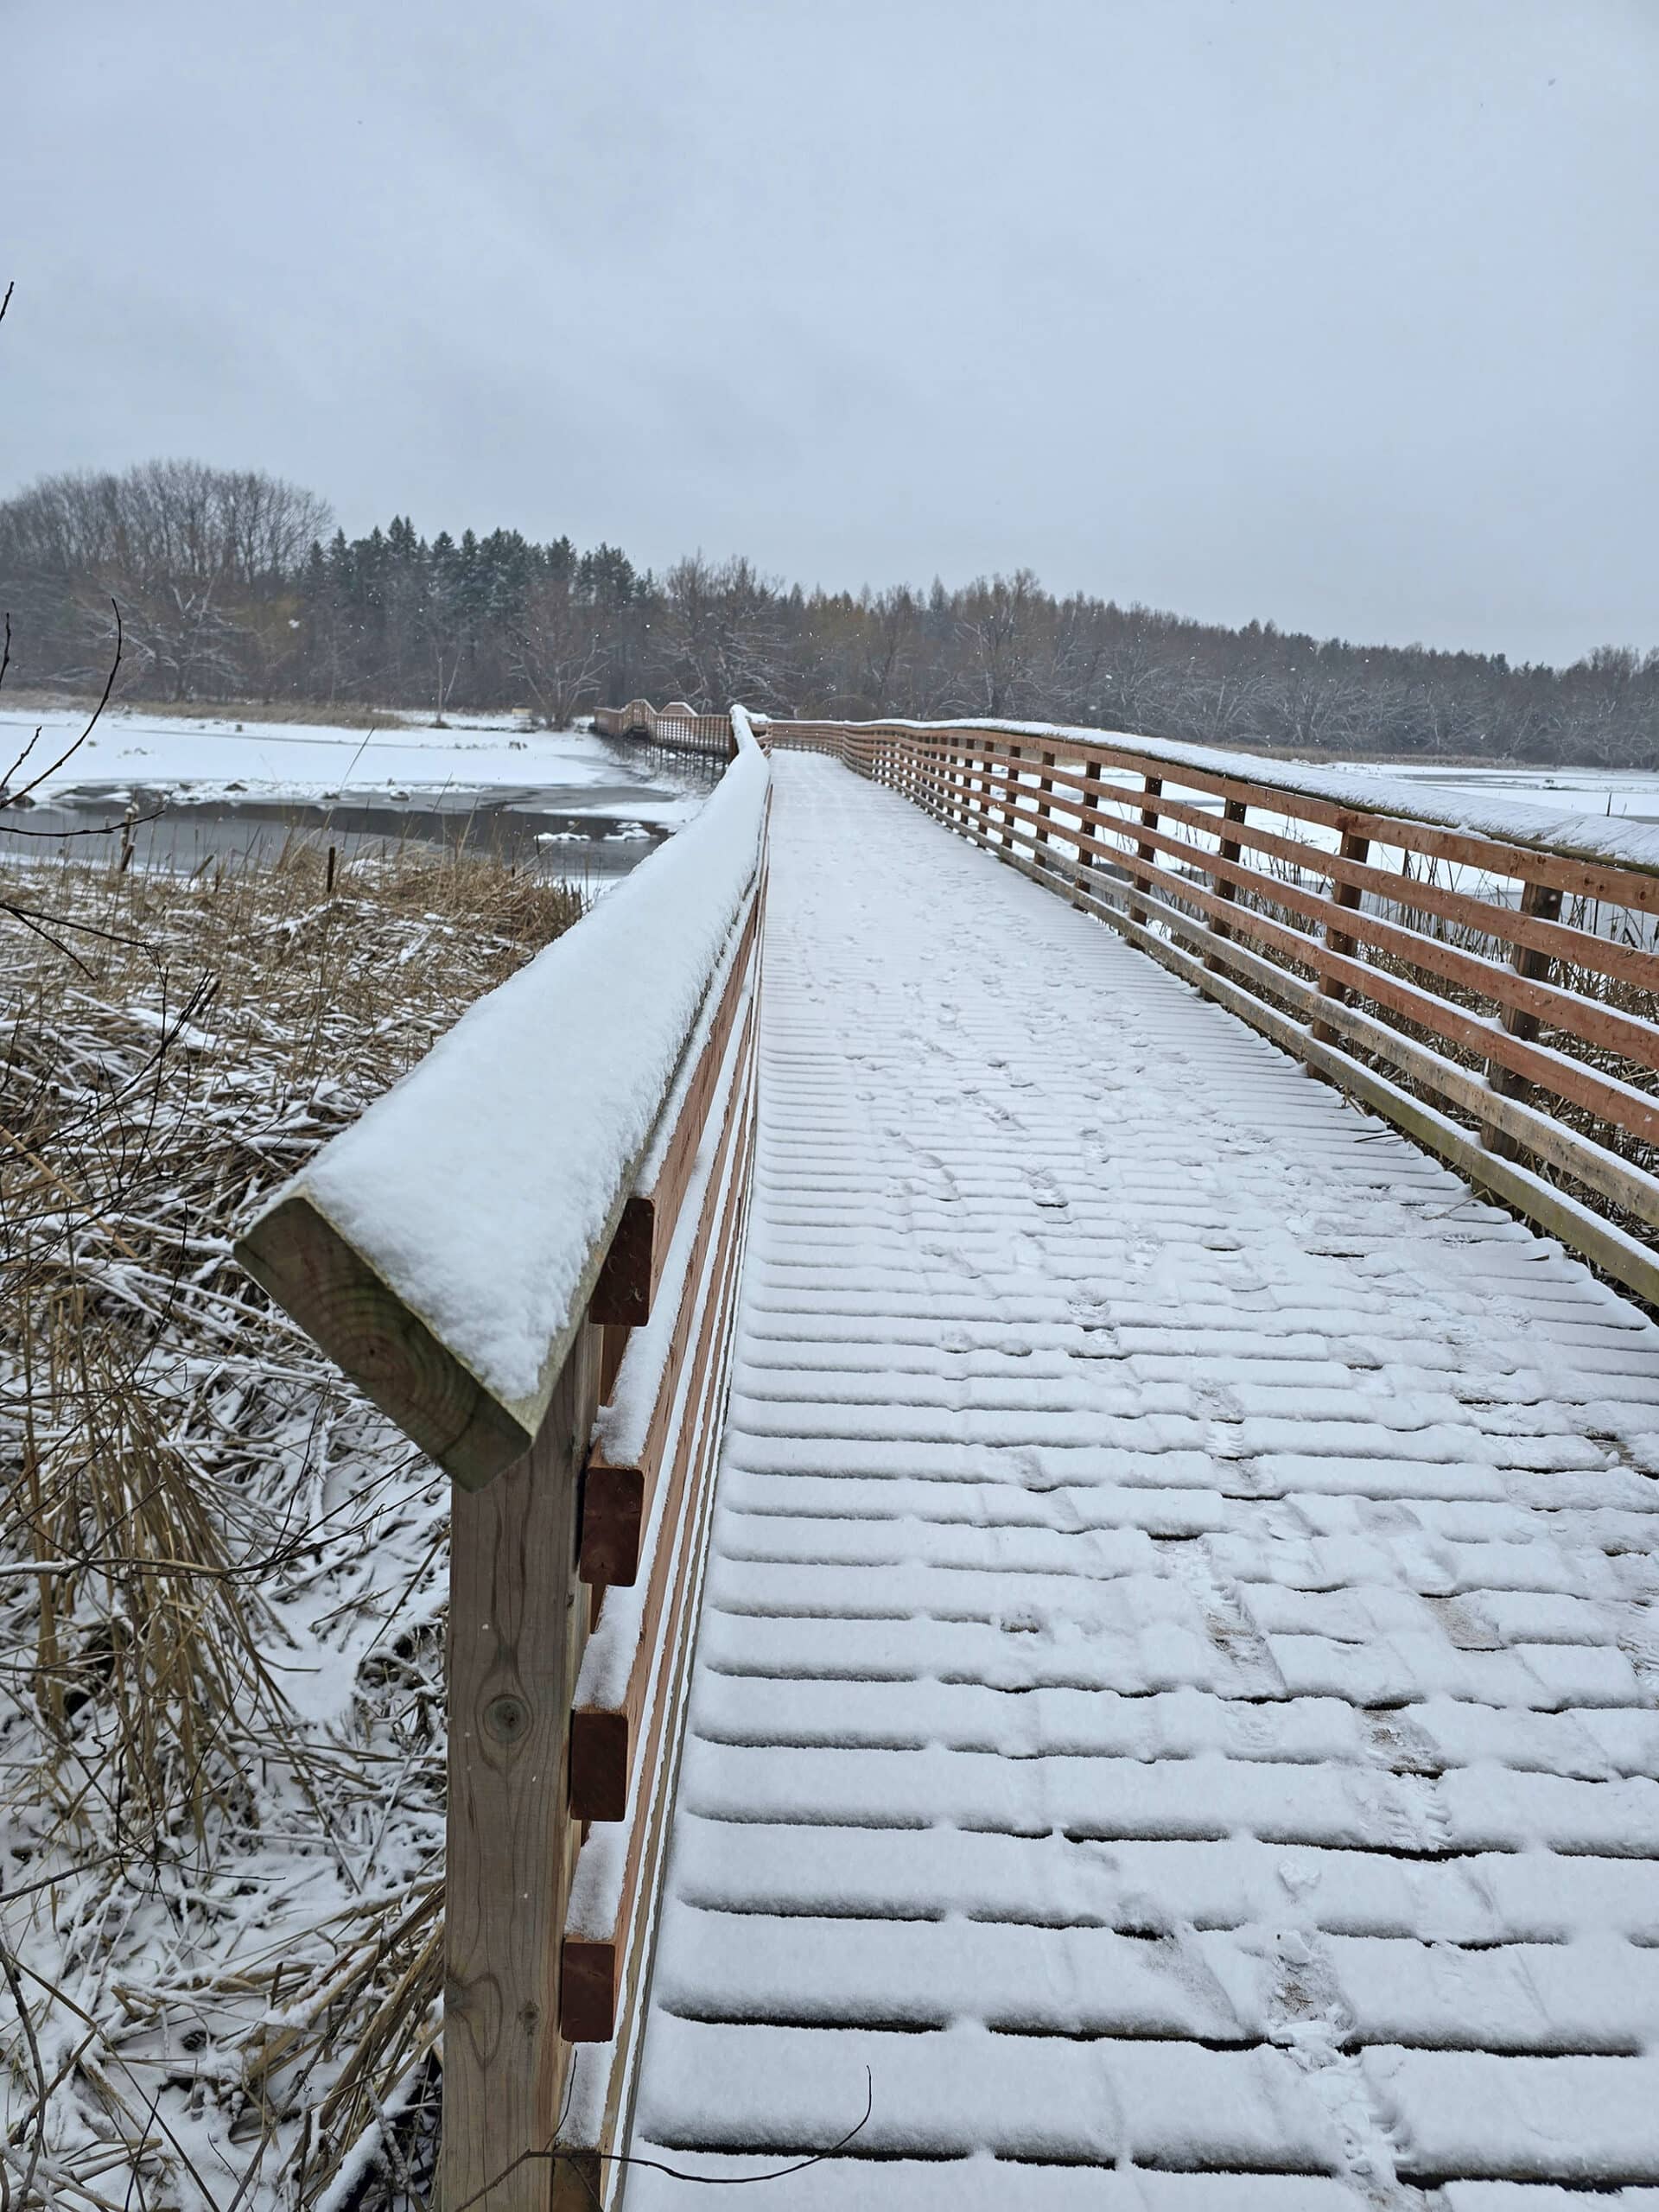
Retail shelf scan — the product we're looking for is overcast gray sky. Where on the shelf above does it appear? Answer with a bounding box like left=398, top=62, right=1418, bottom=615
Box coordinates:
left=3, top=0, right=1655, bottom=664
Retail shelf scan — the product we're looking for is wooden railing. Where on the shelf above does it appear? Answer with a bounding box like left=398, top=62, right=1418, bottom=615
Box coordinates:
left=593, top=697, right=735, bottom=757
left=768, top=715, right=1659, bottom=1307
left=236, top=709, right=769, bottom=2210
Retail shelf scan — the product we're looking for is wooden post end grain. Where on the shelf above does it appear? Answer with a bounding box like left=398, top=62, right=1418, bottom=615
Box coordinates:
left=235, top=1193, right=536, bottom=1491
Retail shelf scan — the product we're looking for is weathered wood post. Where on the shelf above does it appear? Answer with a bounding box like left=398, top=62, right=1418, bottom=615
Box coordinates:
left=1072, top=759, right=1103, bottom=909
left=1484, top=878, right=1565, bottom=1158
left=1128, top=774, right=1163, bottom=924
left=443, top=1332, right=599, bottom=2212
left=944, top=735, right=968, bottom=832
left=1205, top=798, right=1249, bottom=971
left=1310, top=828, right=1370, bottom=1046
left=1033, top=748, right=1057, bottom=867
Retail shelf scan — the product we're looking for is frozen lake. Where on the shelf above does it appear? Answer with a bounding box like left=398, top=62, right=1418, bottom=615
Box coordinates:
left=1349, top=760, right=1659, bottom=826
left=2, top=708, right=721, bottom=883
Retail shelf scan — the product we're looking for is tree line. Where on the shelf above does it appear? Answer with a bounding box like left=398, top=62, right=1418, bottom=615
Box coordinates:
left=2, top=459, right=1656, bottom=765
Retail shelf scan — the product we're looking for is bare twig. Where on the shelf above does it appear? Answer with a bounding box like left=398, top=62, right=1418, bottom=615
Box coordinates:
left=3, top=599, right=124, bottom=810
left=448, top=2069, right=876, bottom=2212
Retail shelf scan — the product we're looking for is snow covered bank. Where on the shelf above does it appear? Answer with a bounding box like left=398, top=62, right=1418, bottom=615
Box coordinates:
left=6, top=704, right=706, bottom=823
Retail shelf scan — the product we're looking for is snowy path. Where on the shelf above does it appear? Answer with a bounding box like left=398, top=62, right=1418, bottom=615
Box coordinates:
left=625, top=753, right=1659, bottom=2208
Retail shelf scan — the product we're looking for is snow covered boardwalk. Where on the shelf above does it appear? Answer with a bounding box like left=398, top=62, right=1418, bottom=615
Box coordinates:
left=627, top=750, right=1659, bottom=2208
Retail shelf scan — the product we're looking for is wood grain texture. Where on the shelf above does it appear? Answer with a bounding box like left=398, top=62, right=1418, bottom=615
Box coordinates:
left=235, top=1192, right=537, bottom=1491
left=441, top=1322, right=600, bottom=2212
left=577, top=1463, right=645, bottom=1593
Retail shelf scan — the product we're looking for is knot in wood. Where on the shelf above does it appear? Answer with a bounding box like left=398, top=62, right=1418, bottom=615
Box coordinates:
left=484, top=1692, right=530, bottom=1745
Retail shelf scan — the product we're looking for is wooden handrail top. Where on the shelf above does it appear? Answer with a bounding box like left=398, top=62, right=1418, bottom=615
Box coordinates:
left=236, top=707, right=769, bottom=1490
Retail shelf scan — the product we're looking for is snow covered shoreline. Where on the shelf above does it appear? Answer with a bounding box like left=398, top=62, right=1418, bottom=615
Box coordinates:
left=4, top=704, right=709, bottom=823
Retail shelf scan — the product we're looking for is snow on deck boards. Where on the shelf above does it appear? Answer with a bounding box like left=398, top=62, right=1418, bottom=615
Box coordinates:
left=625, top=752, right=1659, bottom=2208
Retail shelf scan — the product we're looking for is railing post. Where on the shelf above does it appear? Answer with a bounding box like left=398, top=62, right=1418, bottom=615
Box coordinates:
left=989, top=744, right=1012, bottom=855
left=442, top=1322, right=601, bottom=2212
left=946, top=737, right=968, bottom=832
left=1072, top=760, right=1103, bottom=907
left=1128, top=774, right=1163, bottom=924
left=1205, top=798, right=1249, bottom=971
left=996, top=744, right=1016, bottom=850
left=1484, top=879, right=1564, bottom=1157
left=1310, top=829, right=1371, bottom=1047
left=1033, top=750, right=1056, bottom=868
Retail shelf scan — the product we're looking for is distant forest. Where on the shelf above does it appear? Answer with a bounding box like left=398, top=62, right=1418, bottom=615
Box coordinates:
left=2, top=459, right=1656, bottom=765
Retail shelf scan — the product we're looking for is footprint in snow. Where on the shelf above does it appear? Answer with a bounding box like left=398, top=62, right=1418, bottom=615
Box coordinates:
left=1027, top=1167, right=1069, bottom=1211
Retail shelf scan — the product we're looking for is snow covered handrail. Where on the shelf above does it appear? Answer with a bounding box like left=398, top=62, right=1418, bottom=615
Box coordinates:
left=594, top=696, right=736, bottom=758
left=236, top=707, right=769, bottom=2212
left=767, top=714, right=1659, bottom=1308
left=238, top=710, right=769, bottom=1489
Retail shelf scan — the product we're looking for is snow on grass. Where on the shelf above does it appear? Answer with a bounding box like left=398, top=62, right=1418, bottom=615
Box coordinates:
left=0, top=841, right=584, bottom=2210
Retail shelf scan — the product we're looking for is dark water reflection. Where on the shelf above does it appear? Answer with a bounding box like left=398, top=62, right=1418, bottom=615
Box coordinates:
left=8, top=747, right=723, bottom=887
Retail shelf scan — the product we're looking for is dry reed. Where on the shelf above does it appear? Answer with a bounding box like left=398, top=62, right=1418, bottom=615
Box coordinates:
left=0, top=834, right=582, bottom=2209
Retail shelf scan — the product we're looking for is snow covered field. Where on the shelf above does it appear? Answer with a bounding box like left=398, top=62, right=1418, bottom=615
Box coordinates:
left=1354, top=760, right=1659, bottom=826
left=6, top=704, right=708, bottom=821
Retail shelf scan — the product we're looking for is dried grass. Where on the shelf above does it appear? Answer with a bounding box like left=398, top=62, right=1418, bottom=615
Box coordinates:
left=0, top=836, right=582, bottom=2209
left=3, top=692, right=418, bottom=734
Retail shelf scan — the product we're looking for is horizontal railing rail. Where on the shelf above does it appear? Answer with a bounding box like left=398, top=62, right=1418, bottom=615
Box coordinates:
left=766, top=714, right=1659, bottom=1308
left=236, top=707, right=769, bottom=2211
left=594, top=696, right=736, bottom=757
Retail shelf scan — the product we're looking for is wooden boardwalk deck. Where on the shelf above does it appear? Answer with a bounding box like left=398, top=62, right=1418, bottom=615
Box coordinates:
left=624, top=751, right=1659, bottom=2207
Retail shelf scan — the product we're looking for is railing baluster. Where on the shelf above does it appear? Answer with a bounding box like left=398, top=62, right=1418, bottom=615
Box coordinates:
left=948, top=736, right=968, bottom=833
left=1033, top=749, right=1056, bottom=873
left=1310, top=829, right=1371, bottom=1046
left=1484, top=878, right=1565, bottom=1157
left=990, top=744, right=1014, bottom=855
left=969, top=745, right=989, bottom=842
left=1129, top=774, right=1163, bottom=924
left=1205, top=797, right=1249, bottom=972
left=1073, top=760, right=1103, bottom=908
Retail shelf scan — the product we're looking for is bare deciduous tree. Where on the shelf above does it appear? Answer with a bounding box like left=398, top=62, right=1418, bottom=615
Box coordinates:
left=505, top=572, right=607, bottom=728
